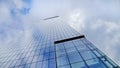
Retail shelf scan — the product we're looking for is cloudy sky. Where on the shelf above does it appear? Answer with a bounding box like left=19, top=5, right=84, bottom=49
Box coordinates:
left=0, top=0, right=120, bottom=65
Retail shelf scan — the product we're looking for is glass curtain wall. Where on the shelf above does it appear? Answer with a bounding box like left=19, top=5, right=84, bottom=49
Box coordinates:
left=0, top=18, right=119, bottom=68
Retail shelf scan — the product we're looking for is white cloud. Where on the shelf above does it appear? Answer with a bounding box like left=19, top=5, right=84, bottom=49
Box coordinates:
left=0, top=0, right=29, bottom=48
left=0, top=0, right=120, bottom=66
left=68, top=9, right=86, bottom=32
left=13, top=0, right=25, bottom=9
left=66, top=0, right=120, bottom=65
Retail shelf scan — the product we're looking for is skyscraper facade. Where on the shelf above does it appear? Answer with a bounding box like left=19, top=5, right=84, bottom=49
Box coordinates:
left=0, top=18, right=119, bottom=68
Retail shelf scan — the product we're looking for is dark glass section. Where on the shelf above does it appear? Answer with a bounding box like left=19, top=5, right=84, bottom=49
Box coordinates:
left=55, top=37, right=119, bottom=68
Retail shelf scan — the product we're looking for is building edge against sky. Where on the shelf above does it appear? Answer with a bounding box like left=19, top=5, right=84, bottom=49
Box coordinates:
left=0, top=17, right=119, bottom=68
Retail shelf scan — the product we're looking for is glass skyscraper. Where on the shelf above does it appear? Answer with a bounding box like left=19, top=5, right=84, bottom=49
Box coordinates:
left=0, top=17, right=119, bottom=68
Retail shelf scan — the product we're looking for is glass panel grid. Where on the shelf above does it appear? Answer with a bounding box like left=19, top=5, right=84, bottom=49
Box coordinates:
left=0, top=20, right=119, bottom=68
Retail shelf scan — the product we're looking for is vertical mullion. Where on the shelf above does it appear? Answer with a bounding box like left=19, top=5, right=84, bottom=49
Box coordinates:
left=72, top=41, right=89, bottom=68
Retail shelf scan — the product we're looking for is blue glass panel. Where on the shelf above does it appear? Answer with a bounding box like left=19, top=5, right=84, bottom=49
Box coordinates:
left=56, top=43, right=64, bottom=50
left=32, top=56, right=39, bottom=62
left=30, top=62, right=37, bottom=68
left=36, top=61, right=42, bottom=68
left=8, top=60, right=17, bottom=67
left=14, top=67, right=19, bottom=68
left=42, top=60, right=48, bottom=68
left=45, top=47, right=50, bottom=53
left=64, top=41, right=74, bottom=49
left=43, top=53, right=49, bottom=60
left=76, top=45, right=89, bottom=52
left=19, top=65, right=25, bottom=68
left=87, top=44, right=96, bottom=50
left=49, top=46, right=54, bottom=52
left=15, top=59, right=22, bottom=66
left=49, top=52, right=54, bottom=59
left=105, top=57, right=118, bottom=67
left=66, top=47, right=77, bottom=53
left=101, top=57, right=117, bottom=68
left=38, top=55, right=43, bottom=62
left=57, top=56, right=69, bottom=66
left=58, top=65, right=70, bottom=68
left=74, top=41, right=89, bottom=51
left=56, top=49, right=66, bottom=57
left=68, top=51, right=83, bottom=63
left=86, top=58, right=107, bottom=68
left=73, top=40, right=85, bottom=47
left=93, top=50, right=102, bottom=57
left=49, top=59, right=55, bottom=68
left=96, top=49, right=105, bottom=57
left=81, top=51, right=96, bottom=60
left=24, top=63, right=31, bottom=68
left=71, top=62, right=87, bottom=68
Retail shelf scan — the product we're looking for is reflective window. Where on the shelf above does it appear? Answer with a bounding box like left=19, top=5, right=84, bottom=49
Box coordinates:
left=56, top=49, right=66, bottom=57
left=71, top=62, right=87, bottom=68
left=32, top=56, right=39, bottom=62
left=68, top=51, right=83, bottom=63
left=64, top=41, right=74, bottom=49
left=49, top=46, right=54, bottom=52
left=24, top=63, right=31, bottom=68
left=57, top=56, right=69, bottom=66
left=42, top=60, right=48, bottom=68
left=93, top=50, right=102, bottom=57
left=36, top=61, right=42, bottom=68
left=43, top=53, right=49, bottom=60
left=66, top=47, right=76, bottom=53
left=49, top=52, right=55, bottom=59
left=81, top=51, right=96, bottom=60
left=86, top=58, right=107, bottom=68
left=74, top=40, right=89, bottom=51
left=30, top=62, right=37, bottom=68
left=76, top=45, right=89, bottom=52
left=58, top=65, right=70, bottom=68
left=49, top=59, right=55, bottom=68
left=56, top=43, right=64, bottom=50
